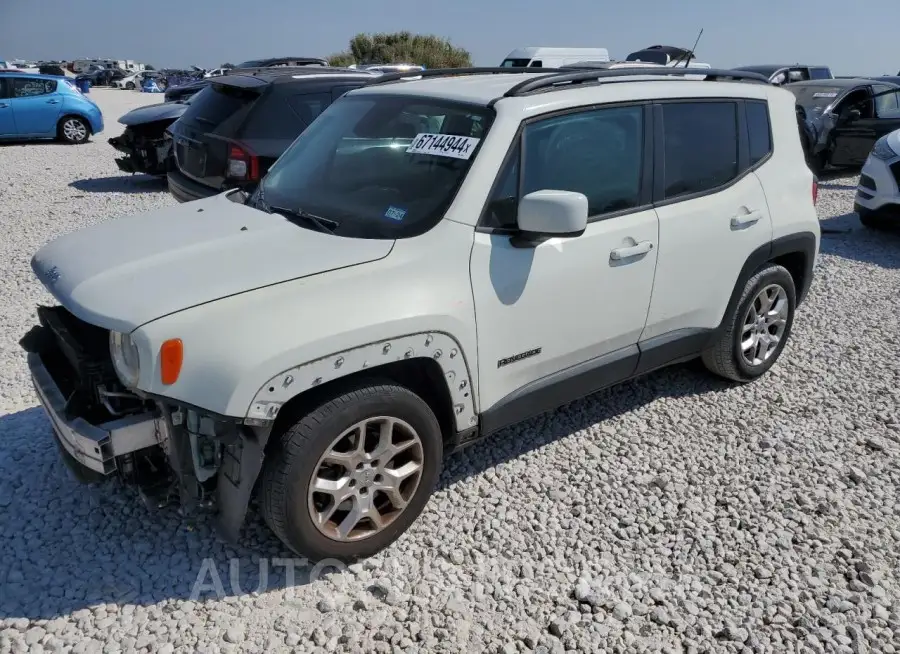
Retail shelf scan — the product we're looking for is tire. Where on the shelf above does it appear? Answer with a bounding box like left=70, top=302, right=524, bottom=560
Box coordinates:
left=702, top=263, right=796, bottom=383
left=807, top=150, right=827, bottom=176
left=57, top=116, right=90, bottom=144
left=259, top=381, right=443, bottom=561
left=126, top=82, right=135, bottom=90
left=858, top=210, right=890, bottom=231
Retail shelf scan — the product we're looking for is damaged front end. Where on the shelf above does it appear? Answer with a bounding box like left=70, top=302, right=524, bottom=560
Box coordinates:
left=108, top=122, right=175, bottom=176
left=21, top=306, right=272, bottom=542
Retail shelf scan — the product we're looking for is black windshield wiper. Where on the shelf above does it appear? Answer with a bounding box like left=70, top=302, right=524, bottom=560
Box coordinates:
left=267, top=205, right=339, bottom=234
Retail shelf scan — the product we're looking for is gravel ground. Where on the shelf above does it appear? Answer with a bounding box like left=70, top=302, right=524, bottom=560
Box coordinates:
left=1, top=89, right=900, bottom=654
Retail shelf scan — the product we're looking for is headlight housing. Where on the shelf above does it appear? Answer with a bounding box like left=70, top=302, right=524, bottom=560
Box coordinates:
left=110, top=331, right=141, bottom=388
left=870, top=135, right=900, bottom=161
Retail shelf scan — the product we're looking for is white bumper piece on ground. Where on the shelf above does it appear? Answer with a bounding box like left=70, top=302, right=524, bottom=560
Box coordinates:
left=28, top=352, right=162, bottom=477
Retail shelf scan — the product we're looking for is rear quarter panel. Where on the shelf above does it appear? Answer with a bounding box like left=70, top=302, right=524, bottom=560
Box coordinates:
left=753, top=88, right=820, bottom=253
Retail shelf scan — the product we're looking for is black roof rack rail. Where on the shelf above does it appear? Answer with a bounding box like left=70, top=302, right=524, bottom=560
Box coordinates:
left=365, top=66, right=566, bottom=86
left=504, top=67, right=771, bottom=97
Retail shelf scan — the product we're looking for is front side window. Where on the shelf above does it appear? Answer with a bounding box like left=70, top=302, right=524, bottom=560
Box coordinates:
left=662, top=101, right=738, bottom=199
left=482, top=105, right=644, bottom=229
left=809, top=67, right=832, bottom=80
left=873, top=86, right=900, bottom=119
left=13, top=78, right=56, bottom=97
left=256, top=95, right=493, bottom=239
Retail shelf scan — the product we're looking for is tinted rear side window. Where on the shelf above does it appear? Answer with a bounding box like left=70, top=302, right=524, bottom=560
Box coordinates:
left=662, top=101, right=738, bottom=199
left=180, top=84, right=259, bottom=131
left=746, top=101, right=772, bottom=165
left=242, top=92, right=331, bottom=140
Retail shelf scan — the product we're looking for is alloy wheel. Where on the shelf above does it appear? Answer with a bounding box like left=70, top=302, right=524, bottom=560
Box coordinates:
left=307, top=416, right=424, bottom=542
left=740, top=283, right=789, bottom=366
left=63, top=119, right=87, bottom=142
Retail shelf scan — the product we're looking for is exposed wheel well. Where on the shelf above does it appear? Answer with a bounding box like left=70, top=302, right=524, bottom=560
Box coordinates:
left=771, top=250, right=807, bottom=303
left=266, top=358, right=457, bottom=453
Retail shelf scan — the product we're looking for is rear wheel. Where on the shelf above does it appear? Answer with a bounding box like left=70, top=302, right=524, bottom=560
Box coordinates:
left=702, top=263, right=796, bottom=382
left=259, top=382, right=443, bottom=561
left=58, top=116, right=90, bottom=144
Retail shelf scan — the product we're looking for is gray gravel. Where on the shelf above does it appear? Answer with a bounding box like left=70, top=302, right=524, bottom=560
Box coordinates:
left=1, top=90, right=900, bottom=653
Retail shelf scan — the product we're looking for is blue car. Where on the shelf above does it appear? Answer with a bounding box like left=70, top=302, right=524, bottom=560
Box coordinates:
left=0, top=72, right=103, bottom=144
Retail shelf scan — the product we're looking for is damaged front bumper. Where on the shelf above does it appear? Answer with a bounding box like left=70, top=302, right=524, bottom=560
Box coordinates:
left=108, top=130, right=173, bottom=176
left=22, top=306, right=273, bottom=542
left=28, top=351, right=162, bottom=481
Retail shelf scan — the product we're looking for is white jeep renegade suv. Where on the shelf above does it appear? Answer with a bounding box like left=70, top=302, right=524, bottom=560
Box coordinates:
left=21, top=67, right=820, bottom=560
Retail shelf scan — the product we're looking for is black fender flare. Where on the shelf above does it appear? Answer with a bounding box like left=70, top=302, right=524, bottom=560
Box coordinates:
left=710, top=231, right=817, bottom=345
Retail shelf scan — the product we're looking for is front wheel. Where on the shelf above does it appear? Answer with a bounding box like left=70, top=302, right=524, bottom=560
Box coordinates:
left=702, top=263, right=797, bottom=382
left=58, top=116, right=90, bottom=144
left=259, top=382, right=443, bottom=561
left=126, top=81, right=135, bottom=90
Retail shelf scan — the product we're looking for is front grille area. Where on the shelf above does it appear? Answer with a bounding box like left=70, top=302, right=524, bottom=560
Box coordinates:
left=890, top=162, right=900, bottom=186
left=859, top=174, right=877, bottom=191
left=20, top=306, right=145, bottom=423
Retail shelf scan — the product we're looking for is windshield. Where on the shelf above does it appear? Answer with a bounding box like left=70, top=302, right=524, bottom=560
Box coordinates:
left=788, top=85, right=843, bottom=114
left=255, top=94, right=493, bottom=239
left=501, top=58, right=531, bottom=68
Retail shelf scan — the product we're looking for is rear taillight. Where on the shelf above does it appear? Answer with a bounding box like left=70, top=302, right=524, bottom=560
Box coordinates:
left=226, top=143, right=259, bottom=181
left=812, top=178, right=818, bottom=205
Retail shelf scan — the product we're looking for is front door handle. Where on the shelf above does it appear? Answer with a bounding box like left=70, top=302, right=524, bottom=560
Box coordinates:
left=0, top=103, right=8, bottom=108
left=610, top=240, right=653, bottom=261
left=46, top=99, right=59, bottom=104
left=731, top=211, right=762, bottom=228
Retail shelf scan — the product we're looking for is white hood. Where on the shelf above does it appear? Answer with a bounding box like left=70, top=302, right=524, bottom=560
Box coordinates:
left=31, top=192, right=394, bottom=332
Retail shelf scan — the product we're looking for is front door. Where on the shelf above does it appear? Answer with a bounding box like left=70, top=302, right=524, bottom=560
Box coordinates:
left=9, top=77, right=62, bottom=136
left=0, top=78, right=15, bottom=136
left=470, top=104, right=658, bottom=420
left=830, top=87, right=879, bottom=167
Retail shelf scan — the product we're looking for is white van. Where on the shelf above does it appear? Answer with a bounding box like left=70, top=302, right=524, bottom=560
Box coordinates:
left=500, top=47, right=610, bottom=69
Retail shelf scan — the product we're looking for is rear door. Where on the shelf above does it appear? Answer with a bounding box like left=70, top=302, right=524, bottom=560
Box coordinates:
left=0, top=78, right=15, bottom=136
left=643, top=99, right=774, bottom=341
left=169, top=80, right=265, bottom=188
left=9, top=77, right=62, bottom=135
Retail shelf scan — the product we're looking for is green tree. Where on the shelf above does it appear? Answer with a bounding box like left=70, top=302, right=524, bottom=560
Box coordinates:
left=328, top=31, right=472, bottom=69
left=143, top=64, right=155, bottom=70
left=220, top=63, right=234, bottom=69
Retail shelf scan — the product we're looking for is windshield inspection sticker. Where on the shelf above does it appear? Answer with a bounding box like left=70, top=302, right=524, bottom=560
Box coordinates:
left=384, top=206, right=407, bottom=221
left=406, top=133, right=481, bottom=160
left=813, top=92, right=838, bottom=98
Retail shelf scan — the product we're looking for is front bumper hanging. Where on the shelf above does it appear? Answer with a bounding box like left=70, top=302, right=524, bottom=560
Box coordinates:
left=28, top=352, right=162, bottom=479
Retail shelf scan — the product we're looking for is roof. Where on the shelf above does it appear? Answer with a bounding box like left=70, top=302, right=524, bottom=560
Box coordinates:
left=0, top=71, right=64, bottom=80
left=735, top=64, right=829, bottom=73
left=352, top=69, right=775, bottom=107
left=216, top=67, right=376, bottom=88
left=235, top=56, right=327, bottom=67
left=785, top=78, right=891, bottom=89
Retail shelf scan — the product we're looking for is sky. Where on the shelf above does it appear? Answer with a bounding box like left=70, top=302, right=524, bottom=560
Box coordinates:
left=1, top=0, right=898, bottom=77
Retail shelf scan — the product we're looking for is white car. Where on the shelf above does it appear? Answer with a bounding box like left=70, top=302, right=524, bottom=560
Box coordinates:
left=855, top=128, right=900, bottom=229
left=111, top=71, right=156, bottom=90
left=22, top=67, right=820, bottom=560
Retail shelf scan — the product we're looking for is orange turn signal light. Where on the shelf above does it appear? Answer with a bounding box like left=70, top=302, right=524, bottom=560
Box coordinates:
left=160, top=339, right=183, bottom=385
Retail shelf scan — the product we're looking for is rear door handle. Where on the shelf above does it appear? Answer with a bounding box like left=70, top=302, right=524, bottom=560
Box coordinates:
left=46, top=99, right=59, bottom=104
left=610, top=240, right=653, bottom=261
left=731, top=211, right=762, bottom=228
left=0, top=103, right=8, bottom=108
